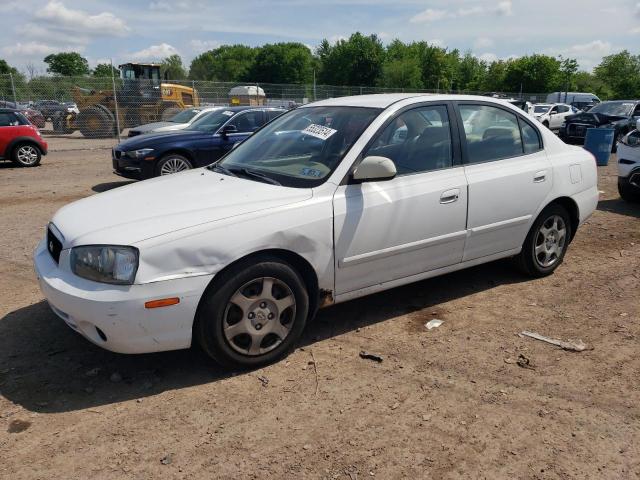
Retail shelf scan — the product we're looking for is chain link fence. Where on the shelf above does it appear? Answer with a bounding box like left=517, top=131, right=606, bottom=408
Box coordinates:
left=0, top=73, right=548, bottom=142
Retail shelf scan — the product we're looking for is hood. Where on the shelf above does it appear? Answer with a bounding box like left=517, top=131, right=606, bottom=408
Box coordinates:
left=51, top=169, right=312, bottom=247
left=116, top=129, right=208, bottom=150
left=566, top=112, right=627, bottom=126
left=130, top=121, right=177, bottom=133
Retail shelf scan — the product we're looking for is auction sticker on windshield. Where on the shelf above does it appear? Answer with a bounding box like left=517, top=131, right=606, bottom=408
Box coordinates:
left=302, top=124, right=338, bottom=141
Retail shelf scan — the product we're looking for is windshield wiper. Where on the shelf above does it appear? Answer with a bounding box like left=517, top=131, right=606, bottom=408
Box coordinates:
left=209, top=163, right=238, bottom=177
left=237, top=168, right=281, bottom=186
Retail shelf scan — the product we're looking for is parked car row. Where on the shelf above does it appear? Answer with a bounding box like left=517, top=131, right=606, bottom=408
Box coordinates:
left=34, top=94, right=600, bottom=367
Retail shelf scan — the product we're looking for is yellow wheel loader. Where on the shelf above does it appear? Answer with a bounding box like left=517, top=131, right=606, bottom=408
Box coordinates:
left=55, top=63, right=199, bottom=138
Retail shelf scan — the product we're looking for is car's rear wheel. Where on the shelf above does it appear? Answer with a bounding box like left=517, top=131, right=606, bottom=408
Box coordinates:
left=618, top=179, right=640, bottom=202
left=194, top=257, right=309, bottom=368
left=156, top=154, right=192, bottom=176
left=515, top=204, right=572, bottom=277
left=11, top=143, right=41, bottom=167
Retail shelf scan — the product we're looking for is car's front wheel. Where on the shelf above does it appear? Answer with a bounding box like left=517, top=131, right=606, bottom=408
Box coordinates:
left=11, top=143, right=41, bottom=167
left=156, top=154, right=192, bottom=176
left=618, top=179, right=640, bottom=202
left=515, top=204, right=572, bottom=277
left=194, top=257, right=309, bottom=368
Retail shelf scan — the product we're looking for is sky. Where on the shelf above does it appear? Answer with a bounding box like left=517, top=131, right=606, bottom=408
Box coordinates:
left=1, top=0, right=639, bottom=75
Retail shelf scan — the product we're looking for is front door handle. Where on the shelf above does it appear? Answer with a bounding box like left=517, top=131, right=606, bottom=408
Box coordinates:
left=534, top=170, right=547, bottom=183
left=440, top=188, right=460, bottom=204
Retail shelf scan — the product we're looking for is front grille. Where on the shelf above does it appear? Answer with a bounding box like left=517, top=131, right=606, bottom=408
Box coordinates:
left=568, top=124, right=590, bottom=137
left=47, top=227, right=62, bottom=264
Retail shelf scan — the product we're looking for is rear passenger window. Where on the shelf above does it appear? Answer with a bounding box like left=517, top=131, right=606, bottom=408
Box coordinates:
left=267, top=110, right=284, bottom=121
left=0, top=112, right=18, bottom=127
left=460, top=105, right=523, bottom=163
left=519, top=118, right=542, bottom=154
left=229, top=111, right=264, bottom=132
left=365, top=105, right=452, bottom=175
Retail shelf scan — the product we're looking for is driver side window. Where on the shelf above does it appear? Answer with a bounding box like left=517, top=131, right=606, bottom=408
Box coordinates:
left=364, top=105, right=453, bottom=176
left=228, top=111, right=264, bottom=133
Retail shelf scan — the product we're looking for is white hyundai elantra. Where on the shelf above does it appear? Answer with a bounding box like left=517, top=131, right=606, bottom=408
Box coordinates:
left=34, top=94, right=599, bottom=367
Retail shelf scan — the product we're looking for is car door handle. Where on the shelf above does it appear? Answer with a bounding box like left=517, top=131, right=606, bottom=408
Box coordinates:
left=533, top=171, right=547, bottom=183
left=440, top=189, right=460, bottom=204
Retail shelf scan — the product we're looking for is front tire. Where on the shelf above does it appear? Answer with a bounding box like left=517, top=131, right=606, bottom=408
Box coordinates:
left=194, top=257, right=309, bottom=368
left=515, top=204, right=572, bottom=277
left=11, top=143, right=41, bottom=167
left=156, top=154, right=192, bottom=176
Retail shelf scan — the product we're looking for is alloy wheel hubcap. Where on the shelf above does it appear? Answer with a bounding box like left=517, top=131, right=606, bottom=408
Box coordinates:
left=534, top=214, right=567, bottom=268
left=223, top=277, right=296, bottom=356
left=160, top=157, right=190, bottom=175
left=17, top=146, right=38, bottom=165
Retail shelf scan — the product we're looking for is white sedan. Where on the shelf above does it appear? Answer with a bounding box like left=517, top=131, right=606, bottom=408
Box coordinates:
left=34, top=94, right=599, bottom=367
left=533, top=103, right=575, bottom=130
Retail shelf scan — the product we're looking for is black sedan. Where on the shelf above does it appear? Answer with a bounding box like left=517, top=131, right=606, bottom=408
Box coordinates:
left=112, top=106, right=285, bottom=179
left=559, top=100, right=640, bottom=151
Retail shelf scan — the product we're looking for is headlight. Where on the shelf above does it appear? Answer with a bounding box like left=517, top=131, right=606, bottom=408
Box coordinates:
left=70, top=245, right=139, bottom=285
left=126, top=148, right=154, bottom=159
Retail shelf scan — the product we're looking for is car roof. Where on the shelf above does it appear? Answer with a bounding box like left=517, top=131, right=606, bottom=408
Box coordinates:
left=0, top=108, right=18, bottom=113
left=304, top=93, right=524, bottom=109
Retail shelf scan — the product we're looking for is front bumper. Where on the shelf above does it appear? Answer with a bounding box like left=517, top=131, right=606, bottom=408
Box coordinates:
left=112, top=149, right=155, bottom=179
left=33, top=239, right=213, bottom=354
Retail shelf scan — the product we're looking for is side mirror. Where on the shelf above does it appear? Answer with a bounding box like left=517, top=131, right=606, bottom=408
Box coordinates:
left=636, top=118, right=640, bottom=131
left=352, top=156, right=397, bottom=182
left=221, top=124, right=237, bottom=137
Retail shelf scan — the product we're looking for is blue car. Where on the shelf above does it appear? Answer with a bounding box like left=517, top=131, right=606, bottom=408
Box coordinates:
left=112, top=106, right=286, bottom=179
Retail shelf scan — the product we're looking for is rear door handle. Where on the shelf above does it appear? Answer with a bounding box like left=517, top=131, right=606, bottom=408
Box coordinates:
left=440, top=188, right=460, bottom=204
left=533, top=170, right=547, bottom=183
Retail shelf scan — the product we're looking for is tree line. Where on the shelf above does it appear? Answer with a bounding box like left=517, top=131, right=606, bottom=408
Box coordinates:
left=1, top=32, right=640, bottom=99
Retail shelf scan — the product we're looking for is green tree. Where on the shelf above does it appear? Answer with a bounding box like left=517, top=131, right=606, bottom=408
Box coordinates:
left=92, top=63, right=119, bottom=77
left=0, top=58, right=19, bottom=75
left=43, top=52, right=90, bottom=76
left=456, top=52, right=487, bottom=92
left=594, top=50, right=640, bottom=99
left=481, top=60, right=509, bottom=92
left=501, top=54, right=563, bottom=93
left=318, top=32, right=385, bottom=86
left=413, top=42, right=459, bottom=91
left=189, top=45, right=259, bottom=81
left=379, top=40, right=423, bottom=89
left=247, top=43, right=313, bottom=83
left=161, top=54, right=187, bottom=80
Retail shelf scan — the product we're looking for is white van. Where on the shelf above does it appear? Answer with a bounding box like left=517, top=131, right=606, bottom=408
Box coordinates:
left=546, top=92, right=600, bottom=111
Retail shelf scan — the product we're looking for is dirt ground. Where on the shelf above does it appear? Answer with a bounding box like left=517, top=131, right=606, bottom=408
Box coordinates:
left=1, top=139, right=639, bottom=479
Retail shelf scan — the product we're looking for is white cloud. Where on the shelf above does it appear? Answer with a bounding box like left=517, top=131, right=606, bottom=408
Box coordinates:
left=546, top=40, right=615, bottom=70
left=190, top=39, right=221, bottom=52
left=328, top=34, right=347, bottom=44
left=474, top=37, right=494, bottom=49
left=2, top=41, right=83, bottom=57
left=149, top=1, right=171, bottom=11
left=36, top=1, right=129, bottom=36
left=428, top=38, right=445, bottom=47
left=130, top=43, right=179, bottom=60
left=410, top=8, right=448, bottom=23
left=496, top=1, right=513, bottom=16
left=478, top=52, right=498, bottom=63
left=631, top=26, right=640, bottom=34
left=412, top=1, right=513, bottom=23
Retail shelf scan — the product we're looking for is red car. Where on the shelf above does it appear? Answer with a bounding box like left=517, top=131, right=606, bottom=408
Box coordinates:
left=0, top=108, right=48, bottom=167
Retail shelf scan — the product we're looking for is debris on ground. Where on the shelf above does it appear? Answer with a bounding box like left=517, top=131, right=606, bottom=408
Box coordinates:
left=257, top=375, right=269, bottom=387
left=425, top=319, right=444, bottom=330
left=160, top=454, right=173, bottom=465
left=516, top=353, right=535, bottom=370
left=359, top=351, right=383, bottom=363
left=519, top=331, right=588, bottom=352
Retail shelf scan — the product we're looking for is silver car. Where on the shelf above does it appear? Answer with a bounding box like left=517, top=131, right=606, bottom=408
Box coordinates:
left=127, top=106, right=221, bottom=137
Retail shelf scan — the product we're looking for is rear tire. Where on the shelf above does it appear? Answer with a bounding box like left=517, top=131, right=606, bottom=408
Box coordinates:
left=618, top=179, right=640, bottom=202
left=11, top=143, right=41, bottom=167
left=194, top=257, right=309, bottom=368
left=515, top=204, right=572, bottom=278
left=77, top=106, right=115, bottom=138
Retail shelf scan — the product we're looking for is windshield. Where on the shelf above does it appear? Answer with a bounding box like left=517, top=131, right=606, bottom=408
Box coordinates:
left=170, top=108, right=203, bottom=123
left=186, top=109, right=236, bottom=132
left=215, top=106, right=381, bottom=188
left=534, top=105, right=550, bottom=113
left=589, top=102, right=635, bottom=117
